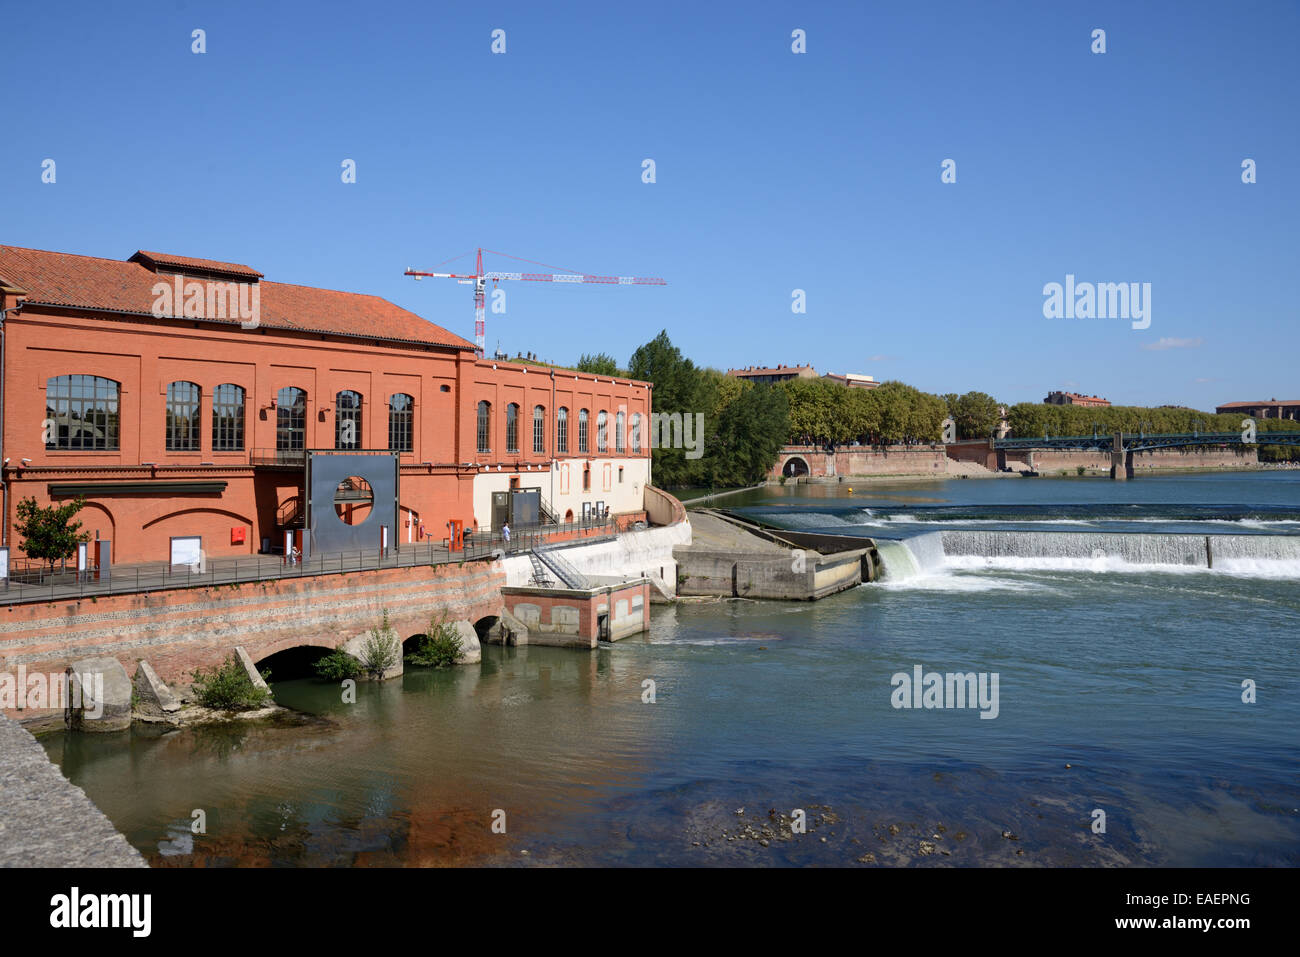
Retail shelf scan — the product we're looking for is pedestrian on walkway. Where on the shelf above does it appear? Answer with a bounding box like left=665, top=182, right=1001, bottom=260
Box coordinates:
left=502, top=523, right=511, bottom=551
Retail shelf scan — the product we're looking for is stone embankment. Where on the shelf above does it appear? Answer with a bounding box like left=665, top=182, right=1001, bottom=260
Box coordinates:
left=0, top=714, right=145, bottom=867
left=673, top=511, right=874, bottom=600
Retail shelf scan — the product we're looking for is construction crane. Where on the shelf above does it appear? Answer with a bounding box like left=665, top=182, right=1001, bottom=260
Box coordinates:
left=405, top=248, right=665, bottom=357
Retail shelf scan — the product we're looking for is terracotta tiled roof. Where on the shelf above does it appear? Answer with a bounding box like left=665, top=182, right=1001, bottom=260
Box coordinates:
left=0, top=244, right=475, bottom=351
left=129, top=250, right=263, bottom=279
left=1217, top=400, right=1300, bottom=408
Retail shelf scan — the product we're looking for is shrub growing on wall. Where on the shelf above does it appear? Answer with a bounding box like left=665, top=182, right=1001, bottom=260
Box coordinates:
left=405, top=609, right=463, bottom=668
left=358, top=610, right=402, bottom=679
left=313, top=645, right=362, bottom=681
left=190, top=655, right=272, bottom=711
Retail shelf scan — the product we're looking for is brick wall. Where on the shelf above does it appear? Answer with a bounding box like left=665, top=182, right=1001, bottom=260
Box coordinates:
left=0, top=559, right=505, bottom=714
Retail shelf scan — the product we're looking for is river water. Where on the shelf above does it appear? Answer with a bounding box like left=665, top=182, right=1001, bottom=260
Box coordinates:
left=41, top=472, right=1300, bottom=866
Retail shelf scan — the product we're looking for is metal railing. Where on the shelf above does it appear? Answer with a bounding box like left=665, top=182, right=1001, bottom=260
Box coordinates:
left=251, top=448, right=306, bottom=467
left=0, top=518, right=618, bottom=606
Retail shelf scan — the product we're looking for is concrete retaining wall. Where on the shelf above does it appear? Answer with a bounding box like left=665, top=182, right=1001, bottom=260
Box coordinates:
left=674, top=547, right=863, bottom=600
left=502, top=522, right=690, bottom=595
left=773, top=446, right=948, bottom=479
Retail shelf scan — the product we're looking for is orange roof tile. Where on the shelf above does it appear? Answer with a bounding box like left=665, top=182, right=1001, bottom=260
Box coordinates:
left=0, top=244, right=475, bottom=351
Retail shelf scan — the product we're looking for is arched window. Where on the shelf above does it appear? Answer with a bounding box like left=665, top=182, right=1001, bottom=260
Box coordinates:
left=615, top=410, right=626, bottom=453
left=477, top=400, right=491, bottom=453
left=597, top=410, right=608, bottom=452
left=506, top=403, right=519, bottom=453
left=336, top=390, right=362, bottom=449
left=389, top=393, right=414, bottom=452
left=166, top=381, right=201, bottom=451
left=276, top=387, right=307, bottom=451
left=556, top=407, right=569, bottom=454
left=631, top=413, right=642, bottom=452
left=212, top=384, right=245, bottom=451
left=533, top=405, right=546, bottom=454
left=578, top=409, right=589, bottom=453
left=45, top=375, right=120, bottom=450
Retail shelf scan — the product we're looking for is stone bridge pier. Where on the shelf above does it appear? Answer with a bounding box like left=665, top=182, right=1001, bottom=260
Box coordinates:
left=1110, top=432, right=1133, bottom=480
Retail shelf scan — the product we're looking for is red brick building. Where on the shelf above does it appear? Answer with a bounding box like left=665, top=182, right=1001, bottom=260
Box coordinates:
left=1044, top=391, right=1111, bottom=408
left=1216, top=399, right=1300, bottom=420
left=0, top=244, right=651, bottom=566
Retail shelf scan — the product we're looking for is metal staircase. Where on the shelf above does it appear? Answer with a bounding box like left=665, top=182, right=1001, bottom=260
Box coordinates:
left=528, top=551, right=556, bottom=587
left=532, top=544, right=589, bottom=589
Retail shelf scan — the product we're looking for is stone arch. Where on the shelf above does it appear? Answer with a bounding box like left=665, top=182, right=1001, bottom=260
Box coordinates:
left=402, top=632, right=426, bottom=656
left=782, top=456, right=810, bottom=477
left=254, top=642, right=336, bottom=680
left=473, top=615, right=500, bottom=639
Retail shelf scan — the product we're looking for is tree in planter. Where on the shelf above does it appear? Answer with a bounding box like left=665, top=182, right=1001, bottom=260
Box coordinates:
left=15, top=496, right=90, bottom=573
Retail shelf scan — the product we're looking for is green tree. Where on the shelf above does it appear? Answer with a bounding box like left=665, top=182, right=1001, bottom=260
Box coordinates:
left=576, top=352, right=622, bottom=376
left=628, top=331, right=706, bottom=487
left=15, top=496, right=90, bottom=572
left=946, top=391, right=1003, bottom=440
left=703, top=382, right=790, bottom=486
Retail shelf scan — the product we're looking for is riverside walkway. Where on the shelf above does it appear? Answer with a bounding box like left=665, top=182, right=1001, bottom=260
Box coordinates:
left=0, top=521, right=616, bottom=607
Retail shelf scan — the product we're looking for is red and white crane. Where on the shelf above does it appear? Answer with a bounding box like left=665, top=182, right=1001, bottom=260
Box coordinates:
left=405, top=248, right=665, bottom=357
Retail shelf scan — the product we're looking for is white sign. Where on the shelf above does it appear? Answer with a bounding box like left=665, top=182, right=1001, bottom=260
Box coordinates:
left=0, top=546, right=9, bottom=580
left=170, top=536, right=202, bottom=568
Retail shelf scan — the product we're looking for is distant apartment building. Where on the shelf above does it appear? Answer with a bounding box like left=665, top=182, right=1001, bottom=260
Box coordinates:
left=1044, top=391, right=1111, bottom=408
left=1216, top=398, right=1300, bottom=420
left=726, top=364, right=818, bottom=385
left=821, top=372, right=878, bottom=390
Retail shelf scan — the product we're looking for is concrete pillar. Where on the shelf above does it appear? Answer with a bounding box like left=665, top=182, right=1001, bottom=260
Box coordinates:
left=1110, top=451, right=1127, bottom=480
left=1110, top=431, right=1129, bottom=480
left=1026, top=451, right=1035, bottom=471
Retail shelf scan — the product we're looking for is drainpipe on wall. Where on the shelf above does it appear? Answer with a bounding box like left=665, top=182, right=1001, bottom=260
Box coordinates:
left=550, top=369, right=556, bottom=513
left=0, top=287, right=29, bottom=547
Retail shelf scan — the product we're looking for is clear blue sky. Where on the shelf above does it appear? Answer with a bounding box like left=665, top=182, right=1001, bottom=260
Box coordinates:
left=4, top=0, right=1296, bottom=409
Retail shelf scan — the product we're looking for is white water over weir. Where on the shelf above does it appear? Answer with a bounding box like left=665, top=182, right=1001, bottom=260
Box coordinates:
left=876, top=530, right=1300, bottom=580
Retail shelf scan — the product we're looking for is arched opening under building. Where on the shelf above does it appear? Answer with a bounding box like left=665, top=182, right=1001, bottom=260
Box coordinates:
left=402, top=633, right=427, bottom=657
left=783, top=456, right=810, bottom=477
left=474, top=615, right=500, bottom=640
left=254, top=645, right=335, bottom=681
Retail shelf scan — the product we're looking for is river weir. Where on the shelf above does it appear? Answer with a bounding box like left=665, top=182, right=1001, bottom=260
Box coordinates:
left=877, top=529, right=1300, bottom=580
left=38, top=472, right=1300, bottom=867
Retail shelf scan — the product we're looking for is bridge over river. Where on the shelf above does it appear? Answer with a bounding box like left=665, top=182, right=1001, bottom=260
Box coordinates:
left=995, top=429, right=1300, bottom=479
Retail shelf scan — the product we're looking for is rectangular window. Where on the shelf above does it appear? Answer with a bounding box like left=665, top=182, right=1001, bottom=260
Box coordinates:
left=166, top=382, right=201, bottom=452
left=533, top=406, right=545, bottom=455
left=212, top=384, right=245, bottom=451
left=477, top=402, right=491, bottom=454
left=389, top=394, right=414, bottom=452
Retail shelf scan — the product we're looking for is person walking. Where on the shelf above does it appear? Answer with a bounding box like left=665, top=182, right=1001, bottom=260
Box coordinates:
left=502, top=522, right=511, bottom=552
